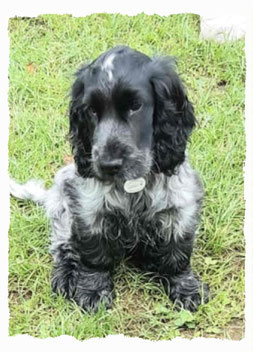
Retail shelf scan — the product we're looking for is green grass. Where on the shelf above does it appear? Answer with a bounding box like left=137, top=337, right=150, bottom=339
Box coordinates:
left=8, top=13, right=245, bottom=340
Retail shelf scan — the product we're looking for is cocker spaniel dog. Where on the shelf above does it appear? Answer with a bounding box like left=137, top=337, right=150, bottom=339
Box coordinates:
left=10, top=46, right=209, bottom=312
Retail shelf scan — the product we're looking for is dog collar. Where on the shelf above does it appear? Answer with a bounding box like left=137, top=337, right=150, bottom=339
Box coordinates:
left=124, top=177, right=146, bottom=193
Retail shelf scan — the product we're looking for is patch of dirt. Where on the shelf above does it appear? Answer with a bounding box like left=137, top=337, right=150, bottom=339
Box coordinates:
left=180, top=318, right=244, bottom=340
left=223, top=318, right=244, bottom=340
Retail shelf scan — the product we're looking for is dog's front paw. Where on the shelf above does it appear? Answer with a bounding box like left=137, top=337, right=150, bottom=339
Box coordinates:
left=73, top=269, right=114, bottom=313
left=74, top=287, right=114, bottom=313
left=51, top=265, right=79, bottom=299
left=169, top=274, right=209, bottom=312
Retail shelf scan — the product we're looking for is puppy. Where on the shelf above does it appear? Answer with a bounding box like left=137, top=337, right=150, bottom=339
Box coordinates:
left=10, top=46, right=209, bottom=312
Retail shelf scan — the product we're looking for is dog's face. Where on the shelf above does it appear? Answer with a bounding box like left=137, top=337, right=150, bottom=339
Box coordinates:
left=70, top=46, right=196, bottom=181
left=82, top=48, right=155, bottom=181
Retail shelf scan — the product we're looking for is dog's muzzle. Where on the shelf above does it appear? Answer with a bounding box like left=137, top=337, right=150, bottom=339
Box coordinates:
left=99, top=158, right=123, bottom=177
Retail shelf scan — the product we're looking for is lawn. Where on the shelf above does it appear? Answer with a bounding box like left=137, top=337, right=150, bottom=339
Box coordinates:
left=8, top=13, right=245, bottom=340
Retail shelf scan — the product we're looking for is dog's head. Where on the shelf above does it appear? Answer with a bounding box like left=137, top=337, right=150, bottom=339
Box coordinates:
left=69, top=46, right=196, bottom=182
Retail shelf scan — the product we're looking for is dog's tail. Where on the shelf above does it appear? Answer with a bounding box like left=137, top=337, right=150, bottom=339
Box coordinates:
left=9, top=178, right=47, bottom=206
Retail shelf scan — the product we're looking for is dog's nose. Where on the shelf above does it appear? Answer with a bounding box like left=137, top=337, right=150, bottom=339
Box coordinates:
left=99, top=158, right=123, bottom=176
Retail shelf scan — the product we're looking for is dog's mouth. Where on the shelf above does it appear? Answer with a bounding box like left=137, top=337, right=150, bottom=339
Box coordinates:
left=93, top=166, right=147, bottom=193
left=91, top=143, right=153, bottom=185
left=92, top=154, right=153, bottom=188
left=92, top=162, right=130, bottom=183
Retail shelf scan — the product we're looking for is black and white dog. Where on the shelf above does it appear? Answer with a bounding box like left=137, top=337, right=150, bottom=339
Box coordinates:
left=10, top=46, right=209, bottom=312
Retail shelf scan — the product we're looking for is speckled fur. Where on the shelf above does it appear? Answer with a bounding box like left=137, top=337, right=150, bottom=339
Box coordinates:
left=10, top=46, right=209, bottom=312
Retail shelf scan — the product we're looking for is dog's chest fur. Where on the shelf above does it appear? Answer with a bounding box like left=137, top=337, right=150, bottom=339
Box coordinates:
left=50, top=163, right=202, bottom=259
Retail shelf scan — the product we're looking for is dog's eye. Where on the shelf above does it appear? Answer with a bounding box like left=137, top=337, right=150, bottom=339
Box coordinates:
left=88, top=106, right=98, bottom=117
left=129, top=101, right=142, bottom=115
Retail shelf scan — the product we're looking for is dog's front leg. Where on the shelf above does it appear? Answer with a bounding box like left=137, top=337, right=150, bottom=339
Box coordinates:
left=164, top=266, right=209, bottom=312
left=51, top=231, right=114, bottom=313
left=140, top=232, right=209, bottom=311
left=160, top=234, right=209, bottom=311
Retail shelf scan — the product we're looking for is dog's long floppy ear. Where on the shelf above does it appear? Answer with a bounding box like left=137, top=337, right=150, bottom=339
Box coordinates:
left=150, top=57, right=196, bottom=175
left=69, top=65, right=93, bottom=178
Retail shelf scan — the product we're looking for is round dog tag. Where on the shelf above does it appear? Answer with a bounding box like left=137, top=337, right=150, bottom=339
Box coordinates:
left=124, top=177, right=146, bottom=193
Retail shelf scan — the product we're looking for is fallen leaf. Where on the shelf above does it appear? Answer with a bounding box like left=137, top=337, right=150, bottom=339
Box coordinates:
left=26, top=62, right=36, bottom=74
left=63, top=155, right=73, bottom=165
left=205, top=257, right=218, bottom=265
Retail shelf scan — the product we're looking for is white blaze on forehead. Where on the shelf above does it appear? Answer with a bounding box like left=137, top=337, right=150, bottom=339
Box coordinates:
left=102, top=53, right=115, bottom=82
